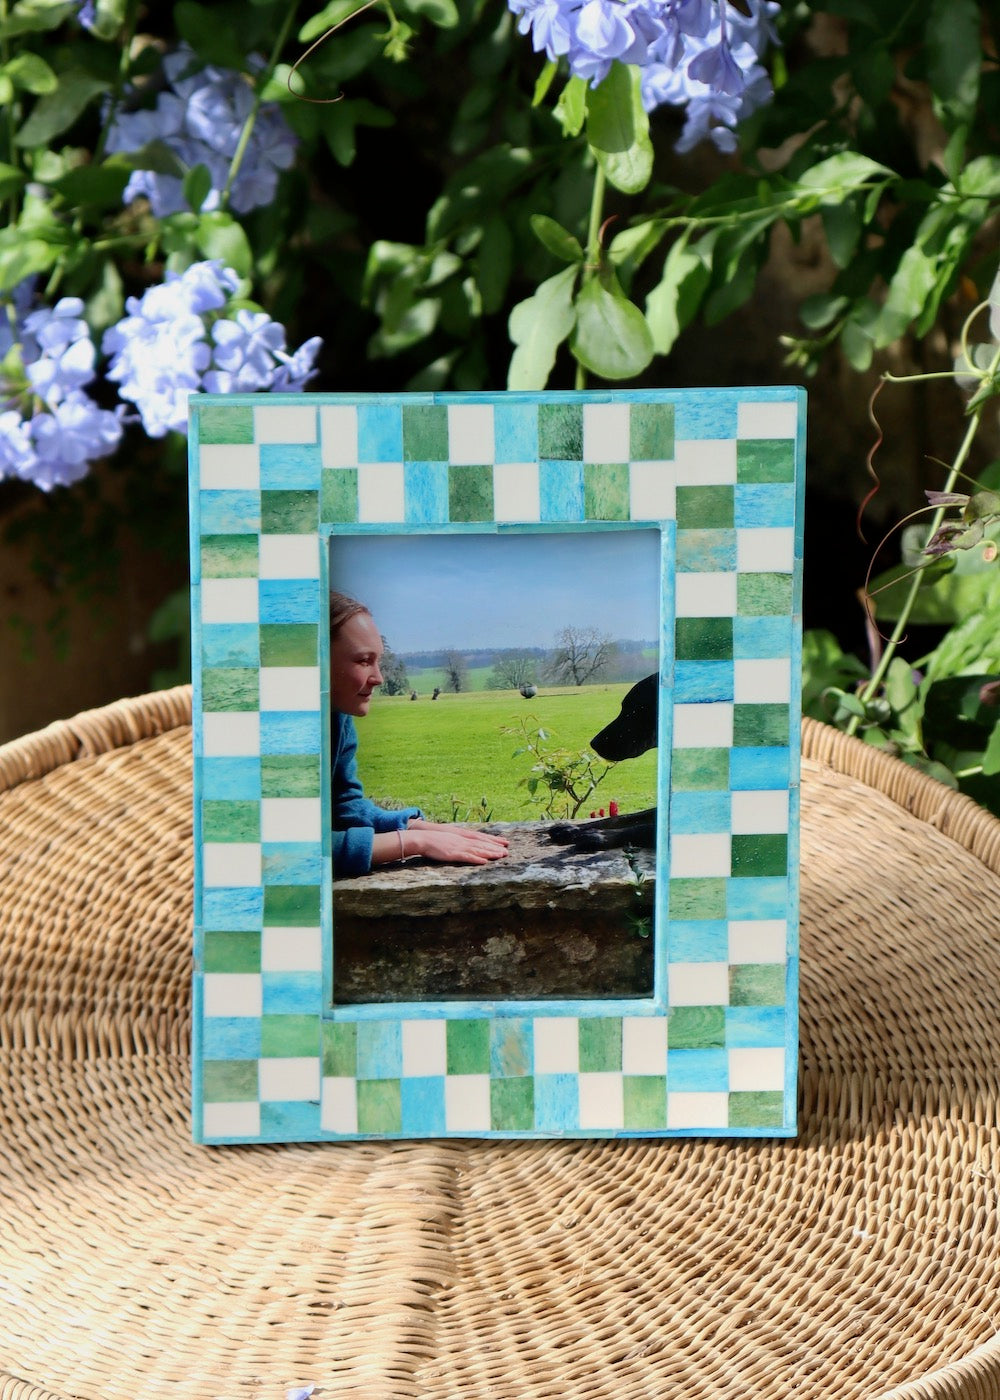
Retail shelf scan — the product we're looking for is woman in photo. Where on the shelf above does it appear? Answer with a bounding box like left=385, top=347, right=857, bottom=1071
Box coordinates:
left=329, top=592, right=509, bottom=877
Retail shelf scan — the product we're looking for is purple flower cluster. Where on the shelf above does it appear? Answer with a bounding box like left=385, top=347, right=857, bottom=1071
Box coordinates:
left=0, top=293, right=122, bottom=492
left=509, top=0, right=779, bottom=152
left=105, top=46, right=298, bottom=216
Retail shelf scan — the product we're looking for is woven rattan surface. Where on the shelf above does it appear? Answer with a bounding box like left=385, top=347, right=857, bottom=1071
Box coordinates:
left=2, top=690, right=1000, bottom=1400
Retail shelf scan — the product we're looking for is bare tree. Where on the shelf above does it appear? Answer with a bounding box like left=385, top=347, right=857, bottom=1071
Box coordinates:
left=546, top=626, right=617, bottom=686
left=486, top=653, right=537, bottom=690
left=443, top=650, right=470, bottom=693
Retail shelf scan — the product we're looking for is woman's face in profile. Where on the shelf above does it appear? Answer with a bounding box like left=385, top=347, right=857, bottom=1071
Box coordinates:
left=330, top=612, right=384, bottom=717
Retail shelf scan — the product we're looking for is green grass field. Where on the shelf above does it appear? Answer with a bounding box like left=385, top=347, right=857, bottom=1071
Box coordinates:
left=355, top=682, right=657, bottom=823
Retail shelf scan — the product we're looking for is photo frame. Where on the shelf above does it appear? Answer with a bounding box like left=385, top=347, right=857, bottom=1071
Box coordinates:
left=190, top=387, right=806, bottom=1143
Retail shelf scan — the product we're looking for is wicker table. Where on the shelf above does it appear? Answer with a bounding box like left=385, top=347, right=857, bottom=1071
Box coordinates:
left=1, top=688, right=999, bottom=1400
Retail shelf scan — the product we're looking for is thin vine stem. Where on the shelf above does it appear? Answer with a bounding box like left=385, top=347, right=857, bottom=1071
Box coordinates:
left=575, top=160, right=606, bottom=390
left=220, top=0, right=301, bottom=212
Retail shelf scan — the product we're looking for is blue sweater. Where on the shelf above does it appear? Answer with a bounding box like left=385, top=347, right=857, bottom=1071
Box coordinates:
left=331, top=710, right=422, bottom=877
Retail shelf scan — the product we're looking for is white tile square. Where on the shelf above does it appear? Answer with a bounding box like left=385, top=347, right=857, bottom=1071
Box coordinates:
left=672, top=702, right=733, bottom=749
left=258, top=1057, right=321, bottom=1102
left=445, top=1074, right=491, bottom=1132
left=448, top=404, right=494, bottom=464
left=675, top=571, right=737, bottom=618
left=259, top=535, right=320, bottom=580
left=731, top=790, right=789, bottom=834
left=259, top=666, right=321, bottom=711
left=667, top=1092, right=729, bottom=1129
left=320, top=405, right=359, bottom=467
left=583, top=402, right=630, bottom=462
left=729, top=1047, right=785, bottom=1093
left=358, top=463, right=405, bottom=523
left=203, top=973, right=262, bottom=1018
left=255, top=404, right=317, bottom=443
left=260, top=797, right=322, bottom=842
left=671, top=833, right=731, bottom=878
left=668, top=962, right=730, bottom=1006
left=261, top=927, right=322, bottom=973
left=203, top=842, right=262, bottom=888
left=202, top=711, right=260, bottom=757
left=674, top=439, right=737, bottom=485
left=494, top=463, right=540, bottom=521
left=578, top=1072, right=625, bottom=1130
left=402, top=1020, right=447, bottom=1077
left=321, top=1077, right=358, bottom=1134
left=629, top=461, right=675, bottom=520
left=622, top=1017, right=668, bottom=1076
left=734, top=658, right=792, bottom=705
left=737, top=400, right=799, bottom=439
left=202, top=1102, right=261, bottom=1139
left=737, top=527, right=795, bottom=573
left=533, top=1017, right=579, bottom=1074
left=200, top=443, right=260, bottom=490
left=201, top=579, right=259, bottom=624
left=729, top=919, right=787, bottom=963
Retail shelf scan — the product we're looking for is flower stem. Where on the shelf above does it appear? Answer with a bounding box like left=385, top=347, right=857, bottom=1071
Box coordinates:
left=220, top=0, right=301, bottom=213
left=575, top=159, right=606, bottom=390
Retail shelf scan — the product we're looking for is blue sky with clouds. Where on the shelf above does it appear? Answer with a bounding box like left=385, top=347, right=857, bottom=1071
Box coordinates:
left=329, top=529, right=662, bottom=652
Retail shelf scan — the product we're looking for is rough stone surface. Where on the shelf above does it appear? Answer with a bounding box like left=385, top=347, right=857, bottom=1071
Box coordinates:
left=333, top=821, right=655, bottom=1003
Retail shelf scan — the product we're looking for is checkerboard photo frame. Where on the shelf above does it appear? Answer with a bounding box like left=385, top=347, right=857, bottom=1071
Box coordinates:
left=190, top=387, right=806, bottom=1143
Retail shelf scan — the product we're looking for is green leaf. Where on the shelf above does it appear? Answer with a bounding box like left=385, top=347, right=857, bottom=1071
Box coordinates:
left=15, top=71, right=109, bottom=146
left=571, top=267, right=654, bottom=381
left=982, top=715, right=1000, bottom=776
left=645, top=235, right=710, bottom=356
left=956, top=156, right=1000, bottom=200
left=398, top=0, right=459, bottom=28
left=2, top=52, right=58, bottom=95
left=184, top=163, right=213, bottom=213
left=88, top=0, right=128, bottom=39
left=299, top=0, right=364, bottom=43
left=585, top=63, right=653, bottom=195
left=475, top=216, right=512, bottom=315
left=530, top=214, right=583, bottom=264
left=106, top=140, right=187, bottom=177
left=926, top=0, right=980, bottom=129
left=507, top=263, right=578, bottom=391
left=553, top=75, right=587, bottom=138
left=174, top=1, right=247, bottom=69
left=795, top=152, right=893, bottom=198
left=0, top=0, right=74, bottom=40
left=0, top=161, right=27, bottom=200
left=48, top=162, right=129, bottom=208
left=0, top=235, right=60, bottom=291
left=533, top=60, right=558, bottom=108
left=195, top=212, right=253, bottom=277
left=820, top=200, right=861, bottom=268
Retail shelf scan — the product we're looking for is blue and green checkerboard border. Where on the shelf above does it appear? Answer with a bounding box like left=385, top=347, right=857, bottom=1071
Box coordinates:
left=190, top=388, right=805, bottom=1143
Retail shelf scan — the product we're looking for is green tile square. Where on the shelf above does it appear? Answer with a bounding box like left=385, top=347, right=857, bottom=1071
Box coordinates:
left=629, top=402, right=674, bottom=460
left=321, top=468, right=359, bottom=524
left=731, top=834, right=788, bottom=877
left=263, top=884, right=321, bottom=926
left=671, top=748, right=730, bottom=791
left=261, top=490, right=316, bottom=535
left=323, top=1021, right=358, bottom=1077
left=730, top=964, right=786, bottom=1006
left=733, top=704, right=789, bottom=747
left=203, top=667, right=259, bottom=712
left=202, top=800, right=260, bottom=842
left=729, top=1090, right=785, bottom=1128
left=261, top=1015, right=318, bottom=1057
left=358, top=1078, right=402, bottom=1134
left=584, top=463, right=629, bottom=520
left=260, top=623, right=318, bottom=667
left=676, top=616, right=733, bottom=661
left=203, top=1059, right=258, bottom=1102
left=669, top=877, right=727, bottom=921
left=448, top=464, right=493, bottom=522
left=447, top=1019, right=490, bottom=1075
left=737, top=440, right=795, bottom=484
left=491, top=1077, right=535, bottom=1131
left=201, top=534, right=259, bottom=579
left=203, top=930, right=261, bottom=974
left=199, top=404, right=255, bottom=445
left=676, top=485, right=734, bottom=530
left=261, top=755, right=321, bottom=798
left=403, top=404, right=449, bottom=461
left=623, top=1075, right=667, bottom=1129
left=538, top=403, right=582, bottom=459
left=579, top=1017, right=622, bottom=1072
left=668, top=1005, right=726, bottom=1048
left=738, top=573, right=794, bottom=617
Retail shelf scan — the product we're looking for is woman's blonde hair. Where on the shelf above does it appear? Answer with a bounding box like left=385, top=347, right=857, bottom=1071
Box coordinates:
left=329, top=591, right=371, bottom=636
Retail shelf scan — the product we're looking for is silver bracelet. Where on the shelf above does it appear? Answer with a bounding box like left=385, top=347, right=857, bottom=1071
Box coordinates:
left=398, top=828, right=409, bottom=863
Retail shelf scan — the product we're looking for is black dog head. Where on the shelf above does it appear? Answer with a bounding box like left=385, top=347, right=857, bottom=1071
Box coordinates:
left=590, top=673, right=658, bottom=761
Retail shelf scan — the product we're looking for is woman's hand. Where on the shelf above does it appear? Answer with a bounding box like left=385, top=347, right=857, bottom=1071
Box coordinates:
left=405, top=818, right=508, bottom=866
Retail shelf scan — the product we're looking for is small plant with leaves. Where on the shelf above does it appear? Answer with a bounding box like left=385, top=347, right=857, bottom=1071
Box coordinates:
left=504, top=714, right=612, bottom=820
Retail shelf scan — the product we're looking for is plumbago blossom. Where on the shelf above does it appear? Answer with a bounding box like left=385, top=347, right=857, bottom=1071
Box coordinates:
left=509, top=0, right=779, bottom=152
left=104, top=46, right=298, bottom=216
left=102, top=260, right=322, bottom=438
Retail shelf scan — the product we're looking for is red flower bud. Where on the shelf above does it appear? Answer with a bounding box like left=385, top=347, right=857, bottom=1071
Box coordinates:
left=609, top=800, right=619, bottom=816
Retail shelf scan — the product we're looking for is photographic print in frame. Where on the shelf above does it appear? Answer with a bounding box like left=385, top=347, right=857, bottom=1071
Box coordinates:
left=190, top=388, right=805, bottom=1144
